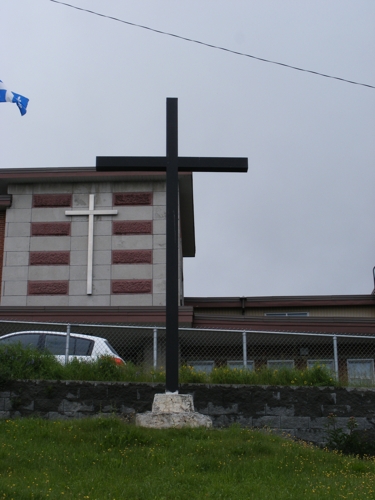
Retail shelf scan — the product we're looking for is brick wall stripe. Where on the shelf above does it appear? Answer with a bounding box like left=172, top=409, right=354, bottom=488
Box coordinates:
left=30, top=252, right=70, bottom=266
left=33, top=194, right=72, bottom=208
left=113, top=192, right=152, bottom=206
left=28, top=281, right=69, bottom=295
left=113, top=220, right=152, bottom=235
left=31, top=222, right=71, bottom=236
left=112, top=250, right=152, bottom=265
left=112, top=280, right=152, bottom=294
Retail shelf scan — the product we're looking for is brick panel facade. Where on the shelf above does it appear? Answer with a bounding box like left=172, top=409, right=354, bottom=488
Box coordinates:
left=33, top=194, right=72, bottom=208
left=112, top=220, right=152, bottom=235
left=113, top=192, right=152, bottom=206
left=28, top=281, right=69, bottom=295
left=31, top=222, right=71, bottom=236
left=112, top=280, right=152, bottom=294
left=112, top=250, right=152, bottom=264
left=30, top=251, right=70, bottom=266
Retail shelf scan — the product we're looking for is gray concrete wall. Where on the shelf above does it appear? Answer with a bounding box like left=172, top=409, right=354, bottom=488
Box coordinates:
left=1, top=181, right=178, bottom=307
left=1, top=381, right=375, bottom=445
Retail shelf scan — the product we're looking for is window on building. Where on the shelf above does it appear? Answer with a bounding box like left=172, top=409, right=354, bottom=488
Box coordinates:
left=227, top=360, right=254, bottom=370
left=267, top=360, right=295, bottom=370
left=347, top=359, right=374, bottom=385
left=307, top=359, right=335, bottom=372
left=188, top=361, right=214, bottom=374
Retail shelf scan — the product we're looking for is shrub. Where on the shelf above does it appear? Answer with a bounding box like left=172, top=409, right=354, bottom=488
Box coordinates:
left=325, top=413, right=375, bottom=457
left=0, top=343, right=63, bottom=383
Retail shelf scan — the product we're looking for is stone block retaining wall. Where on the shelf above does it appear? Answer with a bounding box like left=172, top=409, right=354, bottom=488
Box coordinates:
left=1, top=380, right=375, bottom=445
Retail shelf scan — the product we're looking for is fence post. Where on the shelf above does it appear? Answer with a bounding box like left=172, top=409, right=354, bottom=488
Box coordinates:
left=242, top=331, right=247, bottom=369
left=153, top=327, right=158, bottom=369
left=333, top=335, right=339, bottom=381
left=65, top=323, right=71, bottom=366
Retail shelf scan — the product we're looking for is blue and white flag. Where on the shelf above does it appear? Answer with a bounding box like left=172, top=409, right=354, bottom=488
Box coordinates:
left=0, top=80, right=29, bottom=116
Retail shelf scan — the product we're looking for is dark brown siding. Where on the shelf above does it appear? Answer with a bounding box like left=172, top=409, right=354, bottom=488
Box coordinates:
left=0, top=211, right=5, bottom=297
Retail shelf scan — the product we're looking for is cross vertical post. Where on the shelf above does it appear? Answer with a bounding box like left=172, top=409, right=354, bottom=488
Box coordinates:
left=166, top=98, right=179, bottom=393
left=96, top=98, right=248, bottom=394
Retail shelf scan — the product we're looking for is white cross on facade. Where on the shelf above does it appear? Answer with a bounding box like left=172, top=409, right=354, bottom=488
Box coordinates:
left=65, top=194, right=118, bottom=295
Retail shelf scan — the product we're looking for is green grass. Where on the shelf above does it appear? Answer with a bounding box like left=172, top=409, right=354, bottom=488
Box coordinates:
left=0, top=344, right=338, bottom=386
left=0, top=418, right=374, bottom=499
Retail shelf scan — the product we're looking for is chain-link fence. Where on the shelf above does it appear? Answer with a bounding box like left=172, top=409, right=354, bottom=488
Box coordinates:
left=0, top=320, right=375, bottom=384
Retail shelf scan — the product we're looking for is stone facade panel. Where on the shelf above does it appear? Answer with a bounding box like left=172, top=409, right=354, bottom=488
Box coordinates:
left=93, top=221, right=113, bottom=236
left=30, top=237, right=71, bottom=252
left=3, top=280, right=28, bottom=296
left=26, top=296, right=69, bottom=306
left=92, top=235, right=112, bottom=251
left=116, top=207, right=153, bottom=221
left=153, top=249, right=166, bottom=264
left=2, top=266, right=28, bottom=281
left=92, top=265, right=111, bottom=280
left=6, top=209, right=32, bottom=223
left=71, top=221, right=89, bottom=237
left=152, top=293, right=166, bottom=306
left=153, top=235, right=166, bottom=249
left=111, top=264, right=152, bottom=280
left=68, top=295, right=110, bottom=307
left=153, top=220, right=166, bottom=235
left=8, top=184, right=33, bottom=195
left=0, top=296, right=27, bottom=306
left=152, top=264, right=166, bottom=280
left=8, top=194, right=32, bottom=210
left=4, top=237, right=30, bottom=252
left=112, top=235, right=152, bottom=251
left=7, top=222, right=30, bottom=237
left=93, top=250, right=111, bottom=266
left=153, top=206, right=166, bottom=220
left=68, top=266, right=87, bottom=280
left=28, top=266, right=70, bottom=281
left=153, top=191, right=166, bottom=206
left=110, top=294, right=153, bottom=306
left=5, top=251, right=29, bottom=267
left=153, top=279, right=166, bottom=294
left=31, top=209, right=70, bottom=223
left=33, top=183, right=73, bottom=194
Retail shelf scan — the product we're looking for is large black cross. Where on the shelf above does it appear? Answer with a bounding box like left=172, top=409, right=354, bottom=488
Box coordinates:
left=96, top=98, right=248, bottom=393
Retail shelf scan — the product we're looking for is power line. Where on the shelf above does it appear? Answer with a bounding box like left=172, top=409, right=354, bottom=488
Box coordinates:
left=49, top=0, right=375, bottom=89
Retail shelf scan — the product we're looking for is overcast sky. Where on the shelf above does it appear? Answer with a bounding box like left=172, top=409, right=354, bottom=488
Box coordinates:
left=1, top=1, right=375, bottom=298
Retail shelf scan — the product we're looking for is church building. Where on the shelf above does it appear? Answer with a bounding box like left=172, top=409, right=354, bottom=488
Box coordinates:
left=0, top=166, right=193, bottom=319
left=0, top=165, right=374, bottom=337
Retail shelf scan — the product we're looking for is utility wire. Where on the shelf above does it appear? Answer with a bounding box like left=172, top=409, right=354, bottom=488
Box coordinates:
left=49, top=0, right=375, bottom=89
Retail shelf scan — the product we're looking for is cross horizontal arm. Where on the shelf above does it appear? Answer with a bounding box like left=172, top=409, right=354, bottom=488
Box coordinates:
left=96, top=156, right=248, bottom=173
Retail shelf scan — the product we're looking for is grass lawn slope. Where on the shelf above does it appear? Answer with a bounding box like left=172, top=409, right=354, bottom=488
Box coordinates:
left=0, top=418, right=374, bottom=499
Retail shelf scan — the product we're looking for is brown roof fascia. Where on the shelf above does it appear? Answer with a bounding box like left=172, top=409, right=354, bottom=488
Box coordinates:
left=0, top=195, right=12, bottom=211
left=185, top=295, right=375, bottom=309
left=193, top=313, right=375, bottom=335
left=0, top=306, right=194, bottom=327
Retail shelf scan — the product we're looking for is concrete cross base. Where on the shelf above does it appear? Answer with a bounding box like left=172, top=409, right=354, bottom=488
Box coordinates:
left=136, top=393, right=212, bottom=429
